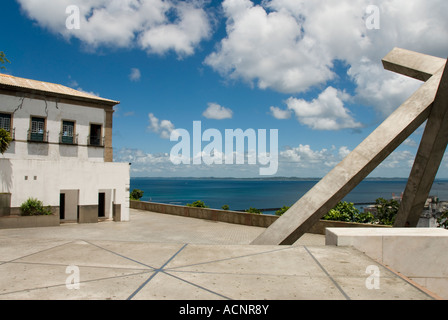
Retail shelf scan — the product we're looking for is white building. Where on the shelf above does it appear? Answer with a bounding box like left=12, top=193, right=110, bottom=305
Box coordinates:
left=0, top=73, right=130, bottom=223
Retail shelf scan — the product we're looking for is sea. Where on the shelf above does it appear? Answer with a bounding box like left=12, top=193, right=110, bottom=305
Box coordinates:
left=130, top=177, right=448, bottom=214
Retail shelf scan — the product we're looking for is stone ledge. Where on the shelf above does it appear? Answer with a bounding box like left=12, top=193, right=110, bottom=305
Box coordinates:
left=325, top=227, right=448, bottom=299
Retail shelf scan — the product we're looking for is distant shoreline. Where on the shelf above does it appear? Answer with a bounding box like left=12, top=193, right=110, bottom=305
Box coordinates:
left=131, top=176, right=448, bottom=182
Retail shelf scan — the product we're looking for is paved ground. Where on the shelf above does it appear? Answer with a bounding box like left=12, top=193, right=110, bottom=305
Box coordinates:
left=0, top=209, right=439, bottom=300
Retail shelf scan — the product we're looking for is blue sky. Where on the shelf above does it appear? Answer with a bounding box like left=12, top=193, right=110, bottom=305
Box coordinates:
left=2, top=0, right=448, bottom=178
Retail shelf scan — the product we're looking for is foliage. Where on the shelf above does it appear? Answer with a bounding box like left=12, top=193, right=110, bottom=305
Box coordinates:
left=354, top=211, right=376, bottom=224
left=437, top=211, right=448, bottom=229
left=245, top=207, right=262, bottom=214
left=323, top=201, right=360, bottom=222
left=270, top=198, right=399, bottom=225
left=187, top=200, right=209, bottom=208
left=0, top=51, right=10, bottom=70
left=130, top=188, right=144, bottom=201
left=221, top=204, right=229, bottom=210
left=374, top=197, right=399, bottom=226
left=275, top=206, right=290, bottom=216
left=20, top=198, right=52, bottom=216
left=0, top=128, right=12, bottom=154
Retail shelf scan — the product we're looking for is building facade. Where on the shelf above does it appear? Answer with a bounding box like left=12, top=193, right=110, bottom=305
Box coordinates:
left=0, top=73, right=130, bottom=223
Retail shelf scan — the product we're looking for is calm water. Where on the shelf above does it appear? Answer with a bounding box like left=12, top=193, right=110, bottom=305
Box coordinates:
left=130, top=178, right=448, bottom=213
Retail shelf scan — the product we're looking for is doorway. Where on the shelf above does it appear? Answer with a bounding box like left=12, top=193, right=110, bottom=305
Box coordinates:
left=98, top=192, right=105, bottom=218
left=59, top=193, right=65, bottom=220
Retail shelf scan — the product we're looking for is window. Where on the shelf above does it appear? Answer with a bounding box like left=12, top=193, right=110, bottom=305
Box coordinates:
left=89, top=124, right=102, bottom=146
left=0, top=113, right=11, bottom=132
left=61, top=121, right=75, bottom=144
left=29, top=117, right=46, bottom=142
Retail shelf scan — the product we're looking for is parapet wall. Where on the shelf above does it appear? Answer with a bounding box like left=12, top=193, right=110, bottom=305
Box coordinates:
left=131, top=200, right=277, bottom=228
left=130, top=200, right=390, bottom=234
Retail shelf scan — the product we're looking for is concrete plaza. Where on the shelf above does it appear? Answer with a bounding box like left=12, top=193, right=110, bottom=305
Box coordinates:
left=0, top=209, right=440, bottom=300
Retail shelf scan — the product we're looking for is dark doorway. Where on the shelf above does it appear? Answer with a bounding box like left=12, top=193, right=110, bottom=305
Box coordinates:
left=60, top=193, right=65, bottom=220
left=98, top=192, right=105, bottom=217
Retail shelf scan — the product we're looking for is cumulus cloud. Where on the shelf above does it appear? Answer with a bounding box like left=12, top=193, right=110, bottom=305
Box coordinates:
left=206, top=0, right=448, bottom=117
left=285, top=87, right=362, bottom=130
left=202, top=102, right=233, bottom=120
left=148, top=113, right=178, bottom=139
left=129, top=68, right=141, bottom=82
left=17, top=0, right=213, bottom=57
left=269, top=106, right=291, bottom=120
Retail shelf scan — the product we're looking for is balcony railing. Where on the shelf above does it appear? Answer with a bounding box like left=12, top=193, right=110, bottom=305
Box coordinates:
left=87, top=135, right=104, bottom=147
left=59, top=132, right=78, bottom=145
left=27, top=129, right=49, bottom=143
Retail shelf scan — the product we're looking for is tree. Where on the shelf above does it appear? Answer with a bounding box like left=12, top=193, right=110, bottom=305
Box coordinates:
left=437, top=211, right=448, bottom=229
left=374, top=197, right=399, bottom=226
left=221, top=204, right=230, bottom=210
left=323, top=201, right=360, bottom=222
left=0, top=128, right=12, bottom=154
left=0, top=51, right=10, bottom=70
left=130, top=188, right=144, bottom=201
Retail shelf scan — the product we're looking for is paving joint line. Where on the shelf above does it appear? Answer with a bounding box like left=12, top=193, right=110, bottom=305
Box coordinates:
left=0, top=270, right=153, bottom=298
left=83, top=240, right=157, bottom=270
left=164, top=246, right=293, bottom=271
left=127, top=243, right=188, bottom=300
left=162, top=270, right=232, bottom=300
left=0, top=240, right=77, bottom=265
left=304, top=246, right=351, bottom=300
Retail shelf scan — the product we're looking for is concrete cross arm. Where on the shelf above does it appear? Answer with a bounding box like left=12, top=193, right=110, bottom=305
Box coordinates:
left=382, top=47, right=446, bottom=81
left=251, top=49, right=445, bottom=246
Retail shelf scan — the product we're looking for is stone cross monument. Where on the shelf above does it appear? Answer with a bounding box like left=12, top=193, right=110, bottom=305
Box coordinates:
left=252, top=48, right=448, bottom=245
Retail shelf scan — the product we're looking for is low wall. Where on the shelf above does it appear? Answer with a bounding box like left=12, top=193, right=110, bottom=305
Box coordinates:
left=0, top=214, right=60, bottom=229
left=131, top=200, right=277, bottom=228
left=131, top=200, right=389, bottom=234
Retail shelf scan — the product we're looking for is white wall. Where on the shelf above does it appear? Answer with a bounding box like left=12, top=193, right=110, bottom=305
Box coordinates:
left=0, top=159, right=130, bottom=221
left=1, top=93, right=106, bottom=161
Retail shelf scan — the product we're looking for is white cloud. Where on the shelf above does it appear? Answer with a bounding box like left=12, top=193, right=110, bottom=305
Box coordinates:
left=285, top=87, right=362, bottom=130
left=17, top=0, right=213, bottom=57
left=202, top=103, right=233, bottom=120
left=148, top=113, right=177, bottom=139
left=206, top=0, right=448, bottom=117
left=269, top=106, right=291, bottom=120
left=129, top=68, right=141, bottom=82
left=205, top=0, right=334, bottom=93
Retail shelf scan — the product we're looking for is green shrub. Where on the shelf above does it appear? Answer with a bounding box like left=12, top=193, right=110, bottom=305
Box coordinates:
left=353, top=211, right=376, bottom=224
left=437, top=211, right=448, bottom=229
left=323, top=201, right=359, bottom=222
left=187, top=200, right=209, bottom=208
left=130, top=188, right=144, bottom=201
left=275, top=206, right=290, bottom=216
left=221, top=204, right=230, bottom=210
left=20, top=198, right=52, bottom=216
left=245, top=207, right=262, bottom=214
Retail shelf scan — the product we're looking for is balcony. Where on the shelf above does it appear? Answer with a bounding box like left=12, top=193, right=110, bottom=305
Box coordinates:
left=27, top=129, right=49, bottom=143
left=59, top=132, right=78, bottom=145
left=87, top=135, right=104, bottom=147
